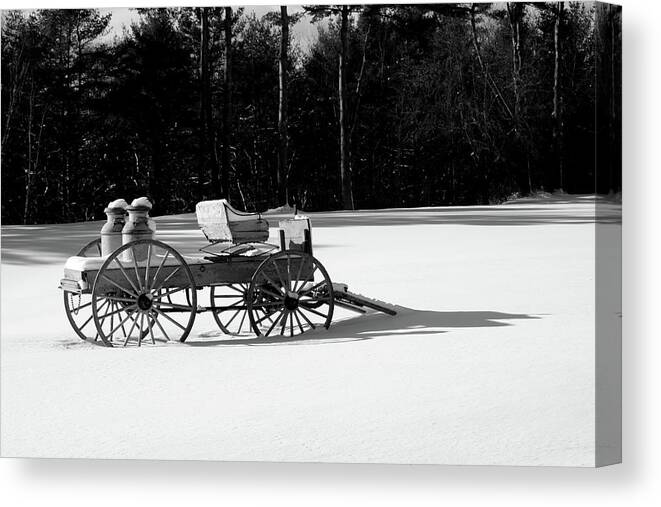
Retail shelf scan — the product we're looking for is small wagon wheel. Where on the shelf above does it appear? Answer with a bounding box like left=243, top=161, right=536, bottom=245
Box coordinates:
left=91, top=239, right=197, bottom=347
left=210, top=283, right=254, bottom=336
left=246, top=251, right=334, bottom=337
left=63, top=238, right=102, bottom=342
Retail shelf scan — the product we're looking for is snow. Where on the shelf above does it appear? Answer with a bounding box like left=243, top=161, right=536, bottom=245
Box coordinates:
left=265, top=203, right=298, bottom=215
left=106, top=198, right=128, bottom=210
left=0, top=195, right=621, bottom=465
left=130, top=196, right=153, bottom=209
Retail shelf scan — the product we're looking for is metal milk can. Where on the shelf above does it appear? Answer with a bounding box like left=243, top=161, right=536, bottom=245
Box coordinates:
left=122, top=197, right=156, bottom=262
left=101, top=202, right=128, bottom=256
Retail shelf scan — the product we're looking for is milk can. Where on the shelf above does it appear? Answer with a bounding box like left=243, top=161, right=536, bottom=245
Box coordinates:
left=122, top=197, right=156, bottom=262
left=101, top=199, right=128, bottom=256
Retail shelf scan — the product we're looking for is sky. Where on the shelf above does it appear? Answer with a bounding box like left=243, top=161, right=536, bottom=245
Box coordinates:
left=101, top=5, right=322, bottom=52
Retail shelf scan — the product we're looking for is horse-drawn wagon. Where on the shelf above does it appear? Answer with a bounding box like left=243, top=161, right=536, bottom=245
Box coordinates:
left=60, top=200, right=395, bottom=347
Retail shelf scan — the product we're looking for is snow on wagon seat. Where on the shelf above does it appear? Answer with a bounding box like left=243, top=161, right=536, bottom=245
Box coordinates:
left=195, top=199, right=269, bottom=244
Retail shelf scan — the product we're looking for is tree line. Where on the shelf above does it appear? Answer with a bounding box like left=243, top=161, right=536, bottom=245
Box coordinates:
left=1, top=3, right=621, bottom=225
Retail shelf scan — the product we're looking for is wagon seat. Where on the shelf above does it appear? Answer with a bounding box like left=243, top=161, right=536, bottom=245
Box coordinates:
left=195, top=199, right=269, bottom=245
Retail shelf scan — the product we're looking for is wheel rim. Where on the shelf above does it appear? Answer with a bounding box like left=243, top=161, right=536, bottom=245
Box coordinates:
left=63, top=238, right=102, bottom=342
left=210, top=283, right=253, bottom=336
left=247, top=251, right=334, bottom=337
left=91, top=239, right=197, bottom=347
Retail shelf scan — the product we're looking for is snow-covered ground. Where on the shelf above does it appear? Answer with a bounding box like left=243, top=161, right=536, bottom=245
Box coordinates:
left=0, top=195, right=621, bottom=466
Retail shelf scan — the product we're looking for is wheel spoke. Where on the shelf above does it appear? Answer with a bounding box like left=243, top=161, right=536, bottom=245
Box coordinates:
left=223, top=308, right=243, bottom=328
left=153, top=266, right=182, bottom=291
left=149, top=251, right=170, bottom=291
left=280, top=310, right=290, bottom=335
left=109, top=302, right=115, bottom=337
left=216, top=299, right=244, bottom=311
left=84, top=299, right=109, bottom=331
left=137, top=312, right=145, bottom=347
left=293, top=310, right=306, bottom=334
left=286, top=255, right=292, bottom=291
left=151, top=311, right=171, bottom=342
left=272, top=260, right=288, bottom=292
left=146, top=312, right=156, bottom=344
left=112, top=257, right=141, bottom=295
left=299, top=303, right=329, bottom=320
left=119, top=304, right=128, bottom=338
left=101, top=274, right=137, bottom=297
left=152, top=307, right=187, bottom=331
left=255, top=306, right=280, bottom=325
left=96, top=302, right=135, bottom=321
left=104, top=305, right=137, bottom=338
left=103, top=295, right=138, bottom=304
left=292, top=255, right=307, bottom=292
left=78, top=308, right=97, bottom=332
left=260, top=286, right=284, bottom=301
left=95, top=299, right=113, bottom=329
left=296, top=308, right=316, bottom=329
left=260, top=308, right=276, bottom=324
left=258, top=269, right=283, bottom=293
left=123, top=313, right=141, bottom=346
left=237, top=307, right=248, bottom=333
left=225, top=284, right=245, bottom=295
left=70, top=300, right=93, bottom=313
left=131, top=246, right=144, bottom=292
left=144, top=242, right=152, bottom=289
left=264, top=310, right=285, bottom=337
left=154, top=286, right=192, bottom=300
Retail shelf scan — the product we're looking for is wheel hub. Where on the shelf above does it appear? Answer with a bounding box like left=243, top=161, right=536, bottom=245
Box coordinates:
left=284, top=291, right=299, bottom=311
left=137, top=293, right=153, bottom=311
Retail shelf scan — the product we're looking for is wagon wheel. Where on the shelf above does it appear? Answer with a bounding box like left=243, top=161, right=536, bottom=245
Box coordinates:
left=210, top=283, right=254, bottom=336
left=247, top=251, right=334, bottom=337
left=63, top=238, right=102, bottom=342
left=91, top=239, right=197, bottom=347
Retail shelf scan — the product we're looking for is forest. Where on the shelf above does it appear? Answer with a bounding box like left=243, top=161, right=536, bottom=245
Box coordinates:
left=1, top=3, right=621, bottom=225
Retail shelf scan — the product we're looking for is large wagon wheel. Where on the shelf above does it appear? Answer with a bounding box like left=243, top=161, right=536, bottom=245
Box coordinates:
left=63, top=238, right=102, bottom=342
left=246, top=251, right=334, bottom=337
left=91, top=239, right=197, bottom=347
left=210, top=283, right=254, bottom=336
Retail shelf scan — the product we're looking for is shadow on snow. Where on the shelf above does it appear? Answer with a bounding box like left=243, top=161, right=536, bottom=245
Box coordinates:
left=183, top=307, right=540, bottom=347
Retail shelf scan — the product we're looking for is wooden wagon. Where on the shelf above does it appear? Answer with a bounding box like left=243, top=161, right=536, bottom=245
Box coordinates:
left=60, top=200, right=395, bottom=347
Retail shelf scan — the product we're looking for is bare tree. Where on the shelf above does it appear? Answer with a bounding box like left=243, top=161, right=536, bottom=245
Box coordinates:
left=552, top=2, right=565, bottom=190
left=221, top=7, right=233, bottom=199
left=199, top=7, right=216, bottom=197
left=338, top=5, right=354, bottom=209
left=278, top=5, right=289, bottom=205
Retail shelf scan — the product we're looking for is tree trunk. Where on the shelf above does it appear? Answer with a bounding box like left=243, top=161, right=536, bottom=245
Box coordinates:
left=278, top=6, right=289, bottom=205
left=506, top=2, right=530, bottom=194
left=552, top=2, right=564, bottom=191
left=200, top=7, right=215, bottom=197
left=24, top=80, right=34, bottom=225
left=221, top=7, right=233, bottom=200
left=338, top=5, right=354, bottom=210
left=506, top=3, right=522, bottom=123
